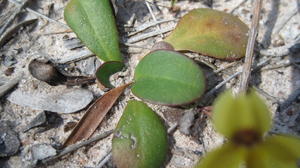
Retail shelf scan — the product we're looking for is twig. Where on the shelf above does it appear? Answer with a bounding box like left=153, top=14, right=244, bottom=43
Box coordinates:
left=260, top=36, right=300, bottom=57
left=127, top=26, right=174, bottom=43
left=57, top=42, right=152, bottom=64
left=239, top=0, right=262, bottom=93
left=145, top=0, right=163, bottom=38
left=0, top=73, right=22, bottom=98
left=167, top=123, right=178, bottom=134
left=43, top=29, right=73, bottom=36
left=42, top=130, right=113, bottom=164
left=260, top=59, right=300, bottom=71
left=206, top=71, right=241, bottom=98
left=253, top=86, right=278, bottom=103
left=0, top=0, right=28, bottom=37
left=0, top=19, right=37, bottom=47
left=203, top=58, right=271, bottom=101
left=273, top=6, right=298, bottom=34
left=56, top=50, right=95, bottom=64
left=213, top=62, right=238, bottom=74
left=122, top=43, right=152, bottom=50
left=145, top=0, right=170, bottom=8
left=95, top=150, right=112, bottom=168
left=8, top=0, right=69, bottom=29
left=229, top=0, right=247, bottom=13
left=128, top=19, right=175, bottom=36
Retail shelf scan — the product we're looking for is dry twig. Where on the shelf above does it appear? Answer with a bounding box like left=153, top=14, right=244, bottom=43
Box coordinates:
left=261, top=59, right=300, bottom=71
left=127, top=26, right=174, bottom=43
left=145, top=0, right=163, bottom=38
left=203, top=58, right=271, bottom=103
left=260, top=36, right=300, bottom=57
left=42, top=130, right=113, bottom=164
left=239, top=0, right=262, bottom=93
left=0, top=0, right=28, bottom=37
left=229, top=0, right=247, bottom=13
left=253, top=86, right=278, bottom=103
left=273, top=6, right=298, bottom=34
left=0, top=73, right=22, bottom=98
left=8, top=0, right=69, bottom=28
left=95, top=150, right=112, bottom=168
left=0, top=19, right=37, bottom=47
left=128, top=19, right=175, bottom=36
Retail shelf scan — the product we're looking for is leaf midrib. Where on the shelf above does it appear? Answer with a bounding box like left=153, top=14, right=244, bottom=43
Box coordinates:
left=136, top=75, right=201, bottom=92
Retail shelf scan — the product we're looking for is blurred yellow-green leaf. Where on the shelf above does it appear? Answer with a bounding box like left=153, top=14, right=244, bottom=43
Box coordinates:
left=263, top=135, right=300, bottom=162
left=247, top=145, right=271, bottom=168
left=165, top=8, right=249, bottom=60
left=247, top=143, right=299, bottom=168
left=195, top=143, right=246, bottom=168
left=212, top=90, right=271, bottom=138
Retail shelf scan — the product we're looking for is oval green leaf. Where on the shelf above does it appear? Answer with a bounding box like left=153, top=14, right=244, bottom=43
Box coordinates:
left=131, top=50, right=206, bottom=105
left=112, top=100, right=168, bottom=168
left=165, top=8, right=249, bottom=60
left=64, top=0, right=122, bottom=62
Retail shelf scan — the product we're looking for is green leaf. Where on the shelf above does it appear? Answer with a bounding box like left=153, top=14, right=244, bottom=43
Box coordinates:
left=212, top=90, right=271, bottom=138
left=263, top=135, right=300, bottom=162
left=247, top=140, right=299, bottom=168
left=165, top=8, right=249, bottom=60
left=64, top=0, right=122, bottom=62
left=195, top=143, right=246, bottom=168
left=95, top=61, right=124, bottom=88
left=112, top=101, right=168, bottom=168
left=247, top=145, right=271, bottom=168
left=131, top=50, right=206, bottom=105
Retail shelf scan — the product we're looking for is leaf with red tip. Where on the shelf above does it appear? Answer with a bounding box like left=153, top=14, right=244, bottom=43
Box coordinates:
left=165, top=8, right=249, bottom=60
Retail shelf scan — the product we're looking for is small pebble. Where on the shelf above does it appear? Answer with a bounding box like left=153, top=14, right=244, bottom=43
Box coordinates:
left=0, top=121, right=20, bottom=157
left=23, top=111, right=47, bottom=132
left=4, top=67, right=15, bottom=76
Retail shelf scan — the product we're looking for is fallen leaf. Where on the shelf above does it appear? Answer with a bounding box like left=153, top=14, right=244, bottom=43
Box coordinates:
left=63, top=83, right=131, bottom=147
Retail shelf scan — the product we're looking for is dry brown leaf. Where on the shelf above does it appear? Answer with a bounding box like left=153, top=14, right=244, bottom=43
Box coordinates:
left=63, top=83, right=131, bottom=147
